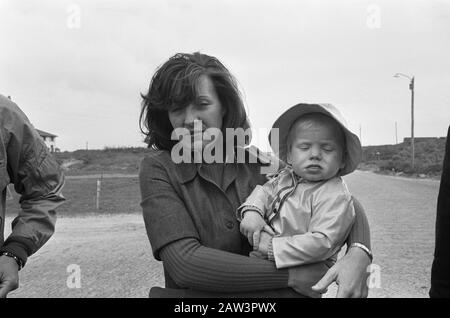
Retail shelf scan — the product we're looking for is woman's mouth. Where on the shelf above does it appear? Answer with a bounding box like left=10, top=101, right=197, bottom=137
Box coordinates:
left=189, top=129, right=205, bottom=139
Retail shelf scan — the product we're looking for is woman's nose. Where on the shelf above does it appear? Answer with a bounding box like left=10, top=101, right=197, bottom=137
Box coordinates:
left=183, top=105, right=198, bottom=126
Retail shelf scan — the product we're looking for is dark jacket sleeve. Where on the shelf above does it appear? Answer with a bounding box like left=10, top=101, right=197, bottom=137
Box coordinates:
left=0, top=98, right=65, bottom=266
left=139, top=154, right=200, bottom=260
left=430, top=126, right=450, bottom=298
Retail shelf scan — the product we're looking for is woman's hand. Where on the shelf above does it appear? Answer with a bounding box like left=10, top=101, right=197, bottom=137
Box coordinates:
left=288, top=262, right=330, bottom=298
left=311, top=246, right=371, bottom=297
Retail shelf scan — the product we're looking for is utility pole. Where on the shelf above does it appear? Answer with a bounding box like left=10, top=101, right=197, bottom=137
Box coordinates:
left=394, top=73, right=415, bottom=169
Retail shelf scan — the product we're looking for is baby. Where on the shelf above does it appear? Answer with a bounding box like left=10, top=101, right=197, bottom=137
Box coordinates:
left=237, top=103, right=362, bottom=269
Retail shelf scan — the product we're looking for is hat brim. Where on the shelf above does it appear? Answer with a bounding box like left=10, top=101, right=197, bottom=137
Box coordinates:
left=268, top=103, right=362, bottom=176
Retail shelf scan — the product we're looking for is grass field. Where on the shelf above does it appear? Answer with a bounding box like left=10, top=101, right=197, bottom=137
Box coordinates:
left=55, top=148, right=149, bottom=176
left=6, top=176, right=142, bottom=217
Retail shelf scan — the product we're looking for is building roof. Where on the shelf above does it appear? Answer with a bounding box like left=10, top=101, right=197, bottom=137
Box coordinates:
left=36, top=129, right=57, bottom=138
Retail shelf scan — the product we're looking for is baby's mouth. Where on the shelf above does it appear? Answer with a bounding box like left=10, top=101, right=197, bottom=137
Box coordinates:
left=306, top=164, right=322, bottom=170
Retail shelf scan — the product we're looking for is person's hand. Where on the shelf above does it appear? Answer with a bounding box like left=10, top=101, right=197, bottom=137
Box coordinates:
left=249, top=250, right=267, bottom=259
left=254, top=230, right=273, bottom=257
left=288, top=262, right=330, bottom=298
left=240, top=211, right=274, bottom=247
left=0, top=255, right=20, bottom=298
left=311, top=246, right=371, bottom=298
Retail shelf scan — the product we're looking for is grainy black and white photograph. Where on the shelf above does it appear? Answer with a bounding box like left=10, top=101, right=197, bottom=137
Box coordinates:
left=1, top=0, right=449, bottom=302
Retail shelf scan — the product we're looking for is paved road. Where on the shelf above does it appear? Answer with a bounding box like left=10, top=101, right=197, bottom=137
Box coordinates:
left=5, top=171, right=440, bottom=298
left=343, top=171, right=439, bottom=298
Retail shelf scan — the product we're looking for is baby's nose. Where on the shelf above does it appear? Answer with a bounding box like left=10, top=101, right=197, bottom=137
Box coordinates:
left=310, top=146, right=322, bottom=160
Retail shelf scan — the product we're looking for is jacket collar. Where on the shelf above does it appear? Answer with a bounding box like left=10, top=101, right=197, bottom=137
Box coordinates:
left=219, top=163, right=237, bottom=191
left=284, top=165, right=309, bottom=184
left=172, top=148, right=243, bottom=186
left=174, top=162, right=198, bottom=184
left=173, top=161, right=238, bottom=190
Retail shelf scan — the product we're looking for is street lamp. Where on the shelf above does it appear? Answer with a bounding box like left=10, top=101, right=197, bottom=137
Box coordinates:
left=394, top=73, right=415, bottom=170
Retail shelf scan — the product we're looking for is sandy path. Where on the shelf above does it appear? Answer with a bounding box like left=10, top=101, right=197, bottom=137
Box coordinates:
left=5, top=214, right=164, bottom=298
left=343, top=170, right=438, bottom=298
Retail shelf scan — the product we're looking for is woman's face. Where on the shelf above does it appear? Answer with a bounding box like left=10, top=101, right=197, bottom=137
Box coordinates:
left=168, top=75, right=226, bottom=151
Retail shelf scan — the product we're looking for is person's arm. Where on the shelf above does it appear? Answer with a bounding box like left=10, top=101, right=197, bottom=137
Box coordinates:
left=268, top=192, right=355, bottom=268
left=159, top=237, right=328, bottom=298
left=0, top=99, right=65, bottom=297
left=312, top=197, right=372, bottom=297
left=236, top=181, right=275, bottom=222
left=160, top=238, right=287, bottom=292
left=237, top=179, right=277, bottom=246
left=345, top=197, right=372, bottom=251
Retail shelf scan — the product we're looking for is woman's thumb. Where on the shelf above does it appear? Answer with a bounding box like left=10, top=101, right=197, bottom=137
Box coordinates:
left=311, top=268, right=336, bottom=293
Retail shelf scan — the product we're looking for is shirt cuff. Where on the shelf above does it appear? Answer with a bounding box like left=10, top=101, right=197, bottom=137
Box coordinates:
left=236, top=205, right=265, bottom=221
left=267, top=238, right=275, bottom=262
left=0, top=240, right=29, bottom=268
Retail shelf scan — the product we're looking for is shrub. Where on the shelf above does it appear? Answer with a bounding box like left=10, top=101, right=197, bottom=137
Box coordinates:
left=360, top=138, right=446, bottom=176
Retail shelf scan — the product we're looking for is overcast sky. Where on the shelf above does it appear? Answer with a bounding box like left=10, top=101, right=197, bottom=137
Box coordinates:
left=1, top=0, right=449, bottom=151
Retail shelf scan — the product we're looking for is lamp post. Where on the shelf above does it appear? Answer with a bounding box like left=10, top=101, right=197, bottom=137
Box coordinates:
left=394, top=73, right=415, bottom=169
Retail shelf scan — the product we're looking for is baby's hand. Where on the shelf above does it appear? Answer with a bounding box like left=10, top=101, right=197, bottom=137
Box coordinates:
left=240, top=211, right=274, bottom=247
left=254, top=230, right=273, bottom=258
left=249, top=250, right=267, bottom=260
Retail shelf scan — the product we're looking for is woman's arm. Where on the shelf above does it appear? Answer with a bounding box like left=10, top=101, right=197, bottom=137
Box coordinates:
left=160, top=238, right=287, bottom=292
left=345, top=197, right=371, bottom=250
left=159, top=238, right=326, bottom=297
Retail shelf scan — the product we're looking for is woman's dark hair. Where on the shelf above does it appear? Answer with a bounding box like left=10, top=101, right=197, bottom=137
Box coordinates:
left=140, top=52, right=250, bottom=150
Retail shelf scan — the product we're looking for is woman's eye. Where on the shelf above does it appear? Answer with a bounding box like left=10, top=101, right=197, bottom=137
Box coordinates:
left=298, top=145, right=310, bottom=150
left=322, top=146, right=334, bottom=152
left=169, top=107, right=183, bottom=113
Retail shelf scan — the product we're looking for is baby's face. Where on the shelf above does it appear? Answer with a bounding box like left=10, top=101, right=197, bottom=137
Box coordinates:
left=287, top=117, right=345, bottom=182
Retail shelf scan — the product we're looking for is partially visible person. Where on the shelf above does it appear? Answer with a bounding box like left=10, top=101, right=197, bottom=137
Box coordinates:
left=139, top=52, right=373, bottom=298
left=430, top=125, right=450, bottom=298
left=0, top=95, right=65, bottom=298
left=238, top=104, right=362, bottom=273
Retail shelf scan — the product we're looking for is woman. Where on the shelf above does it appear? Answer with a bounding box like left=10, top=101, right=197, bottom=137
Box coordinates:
left=139, top=52, right=372, bottom=297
